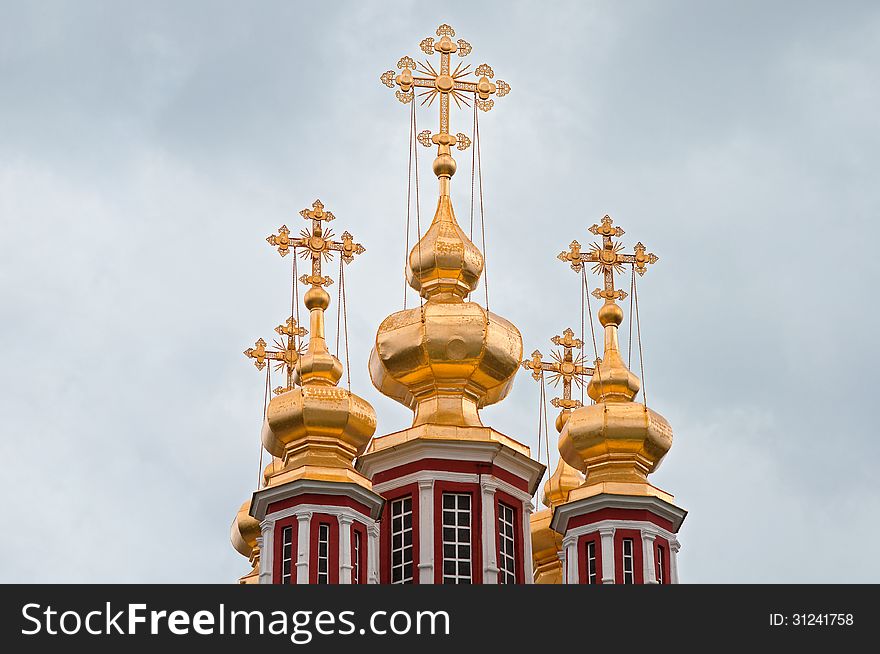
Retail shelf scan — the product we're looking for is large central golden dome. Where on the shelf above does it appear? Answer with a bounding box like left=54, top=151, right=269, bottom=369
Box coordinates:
left=369, top=145, right=522, bottom=427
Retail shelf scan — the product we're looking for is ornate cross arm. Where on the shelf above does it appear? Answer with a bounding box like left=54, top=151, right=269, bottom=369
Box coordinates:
left=522, top=328, right=596, bottom=411
left=379, top=23, right=511, bottom=147
left=243, top=317, right=308, bottom=394
left=558, top=215, right=658, bottom=303
left=266, top=199, right=365, bottom=288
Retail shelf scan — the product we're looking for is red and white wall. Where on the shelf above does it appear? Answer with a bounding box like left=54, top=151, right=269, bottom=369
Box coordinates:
left=551, top=495, right=686, bottom=584
left=358, top=439, right=545, bottom=585
left=249, top=480, right=385, bottom=585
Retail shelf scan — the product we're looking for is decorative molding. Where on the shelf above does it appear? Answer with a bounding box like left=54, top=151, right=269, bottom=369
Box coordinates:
left=521, top=500, right=534, bottom=584
left=565, top=518, right=678, bottom=545
left=258, top=520, right=274, bottom=585
left=550, top=493, right=687, bottom=534
left=295, top=512, right=310, bottom=584
left=269, top=503, right=376, bottom=527
left=481, top=481, right=498, bottom=584
left=418, top=479, right=435, bottom=584
left=251, top=478, right=385, bottom=521
left=358, top=438, right=545, bottom=495
left=374, top=470, right=479, bottom=494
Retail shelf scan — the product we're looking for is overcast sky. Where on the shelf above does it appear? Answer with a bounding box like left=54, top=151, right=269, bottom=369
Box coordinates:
left=1, top=1, right=878, bottom=583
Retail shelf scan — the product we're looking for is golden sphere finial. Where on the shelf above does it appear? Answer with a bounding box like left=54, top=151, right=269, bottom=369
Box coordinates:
left=433, top=152, right=457, bottom=178
left=304, top=285, right=330, bottom=311
left=598, top=301, right=624, bottom=327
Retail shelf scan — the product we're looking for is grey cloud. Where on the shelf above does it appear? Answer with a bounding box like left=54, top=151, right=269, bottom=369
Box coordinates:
left=1, top=0, right=878, bottom=582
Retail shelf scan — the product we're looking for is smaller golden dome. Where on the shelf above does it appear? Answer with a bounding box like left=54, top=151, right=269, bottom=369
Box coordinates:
left=542, top=457, right=583, bottom=509
left=542, top=409, right=584, bottom=508
left=293, top=286, right=344, bottom=386
left=586, top=302, right=640, bottom=404
left=559, top=299, right=673, bottom=486
left=263, top=271, right=376, bottom=487
left=230, top=500, right=260, bottom=560
left=530, top=509, right=563, bottom=584
left=261, top=386, right=376, bottom=478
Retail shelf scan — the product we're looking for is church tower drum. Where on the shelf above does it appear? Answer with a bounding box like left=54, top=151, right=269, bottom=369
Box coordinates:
left=232, top=200, right=384, bottom=584
left=359, top=24, right=544, bottom=584
left=551, top=216, right=686, bottom=583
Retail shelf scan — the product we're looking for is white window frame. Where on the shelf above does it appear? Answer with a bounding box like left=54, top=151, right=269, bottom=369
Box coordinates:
left=281, top=526, right=293, bottom=585
left=316, top=523, right=330, bottom=584
left=586, top=540, right=597, bottom=585
left=497, top=502, right=516, bottom=584
left=390, top=497, right=414, bottom=584
left=442, top=492, right=472, bottom=584
left=622, top=538, right=634, bottom=584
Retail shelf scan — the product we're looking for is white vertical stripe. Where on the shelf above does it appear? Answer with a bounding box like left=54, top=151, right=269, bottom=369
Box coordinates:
left=669, top=538, right=681, bottom=584
left=642, top=532, right=657, bottom=584
left=480, top=478, right=499, bottom=584
left=295, top=512, right=311, bottom=584
left=599, top=527, right=615, bottom=584
left=338, top=515, right=353, bottom=584
left=367, top=524, right=380, bottom=584
left=258, top=521, right=273, bottom=585
left=563, top=536, right=577, bottom=584
left=522, top=500, right=534, bottom=584
left=418, top=480, right=434, bottom=584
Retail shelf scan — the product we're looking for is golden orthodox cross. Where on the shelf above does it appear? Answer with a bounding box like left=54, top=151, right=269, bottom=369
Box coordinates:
left=522, top=328, right=595, bottom=410
left=558, top=215, right=658, bottom=302
left=266, top=199, right=365, bottom=287
left=380, top=23, right=510, bottom=152
left=243, top=317, right=309, bottom=395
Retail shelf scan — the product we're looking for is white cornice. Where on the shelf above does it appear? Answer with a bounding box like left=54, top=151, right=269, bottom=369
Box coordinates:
left=250, top=479, right=385, bottom=521
left=550, top=493, right=688, bottom=534
left=266, top=503, right=379, bottom=526
left=564, top=519, right=679, bottom=546
left=357, top=438, right=546, bottom=495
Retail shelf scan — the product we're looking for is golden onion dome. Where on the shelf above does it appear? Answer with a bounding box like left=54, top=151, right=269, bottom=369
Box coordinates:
left=559, top=300, right=672, bottom=485
left=530, top=410, right=582, bottom=583
left=530, top=508, right=563, bottom=584
left=541, top=410, right=584, bottom=508
left=370, top=144, right=521, bottom=427
left=370, top=301, right=521, bottom=427
left=407, top=195, right=484, bottom=301
left=230, top=500, right=260, bottom=560
left=542, top=456, right=584, bottom=509
left=262, top=282, right=376, bottom=488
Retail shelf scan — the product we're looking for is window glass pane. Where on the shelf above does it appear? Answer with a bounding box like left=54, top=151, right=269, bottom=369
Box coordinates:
left=497, top=503, right=517, bottom=584
left=391, top=497, right=414, bottom=584
left=441, top=492, right=472, bottom=584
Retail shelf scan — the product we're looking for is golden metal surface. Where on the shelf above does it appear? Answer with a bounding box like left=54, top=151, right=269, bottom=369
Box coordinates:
left=380, top=23, right=510, bottom=141
left=530, top=508, right=563, bottom=584
left=362, top=423, right=531, bottom=459
left=522, top=327, right=595, bottom=412
left=543, top=456, right=584, bottom=510
left=243, top=317, right=307, bottom=395
left=372, top=25, right=522, bottom=429
left=266, top=199, right=365, bottom=288
left=556, top=216, right=673, bottom=490
left=558, top=215, right=658, bottom=302
left=260, top=202, right=376, bottom=490
left=521, top=328, right=589, bottom=510
left=370, top=299, right=522, bottom=427
left=230, top=499, right=261, bottom=583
